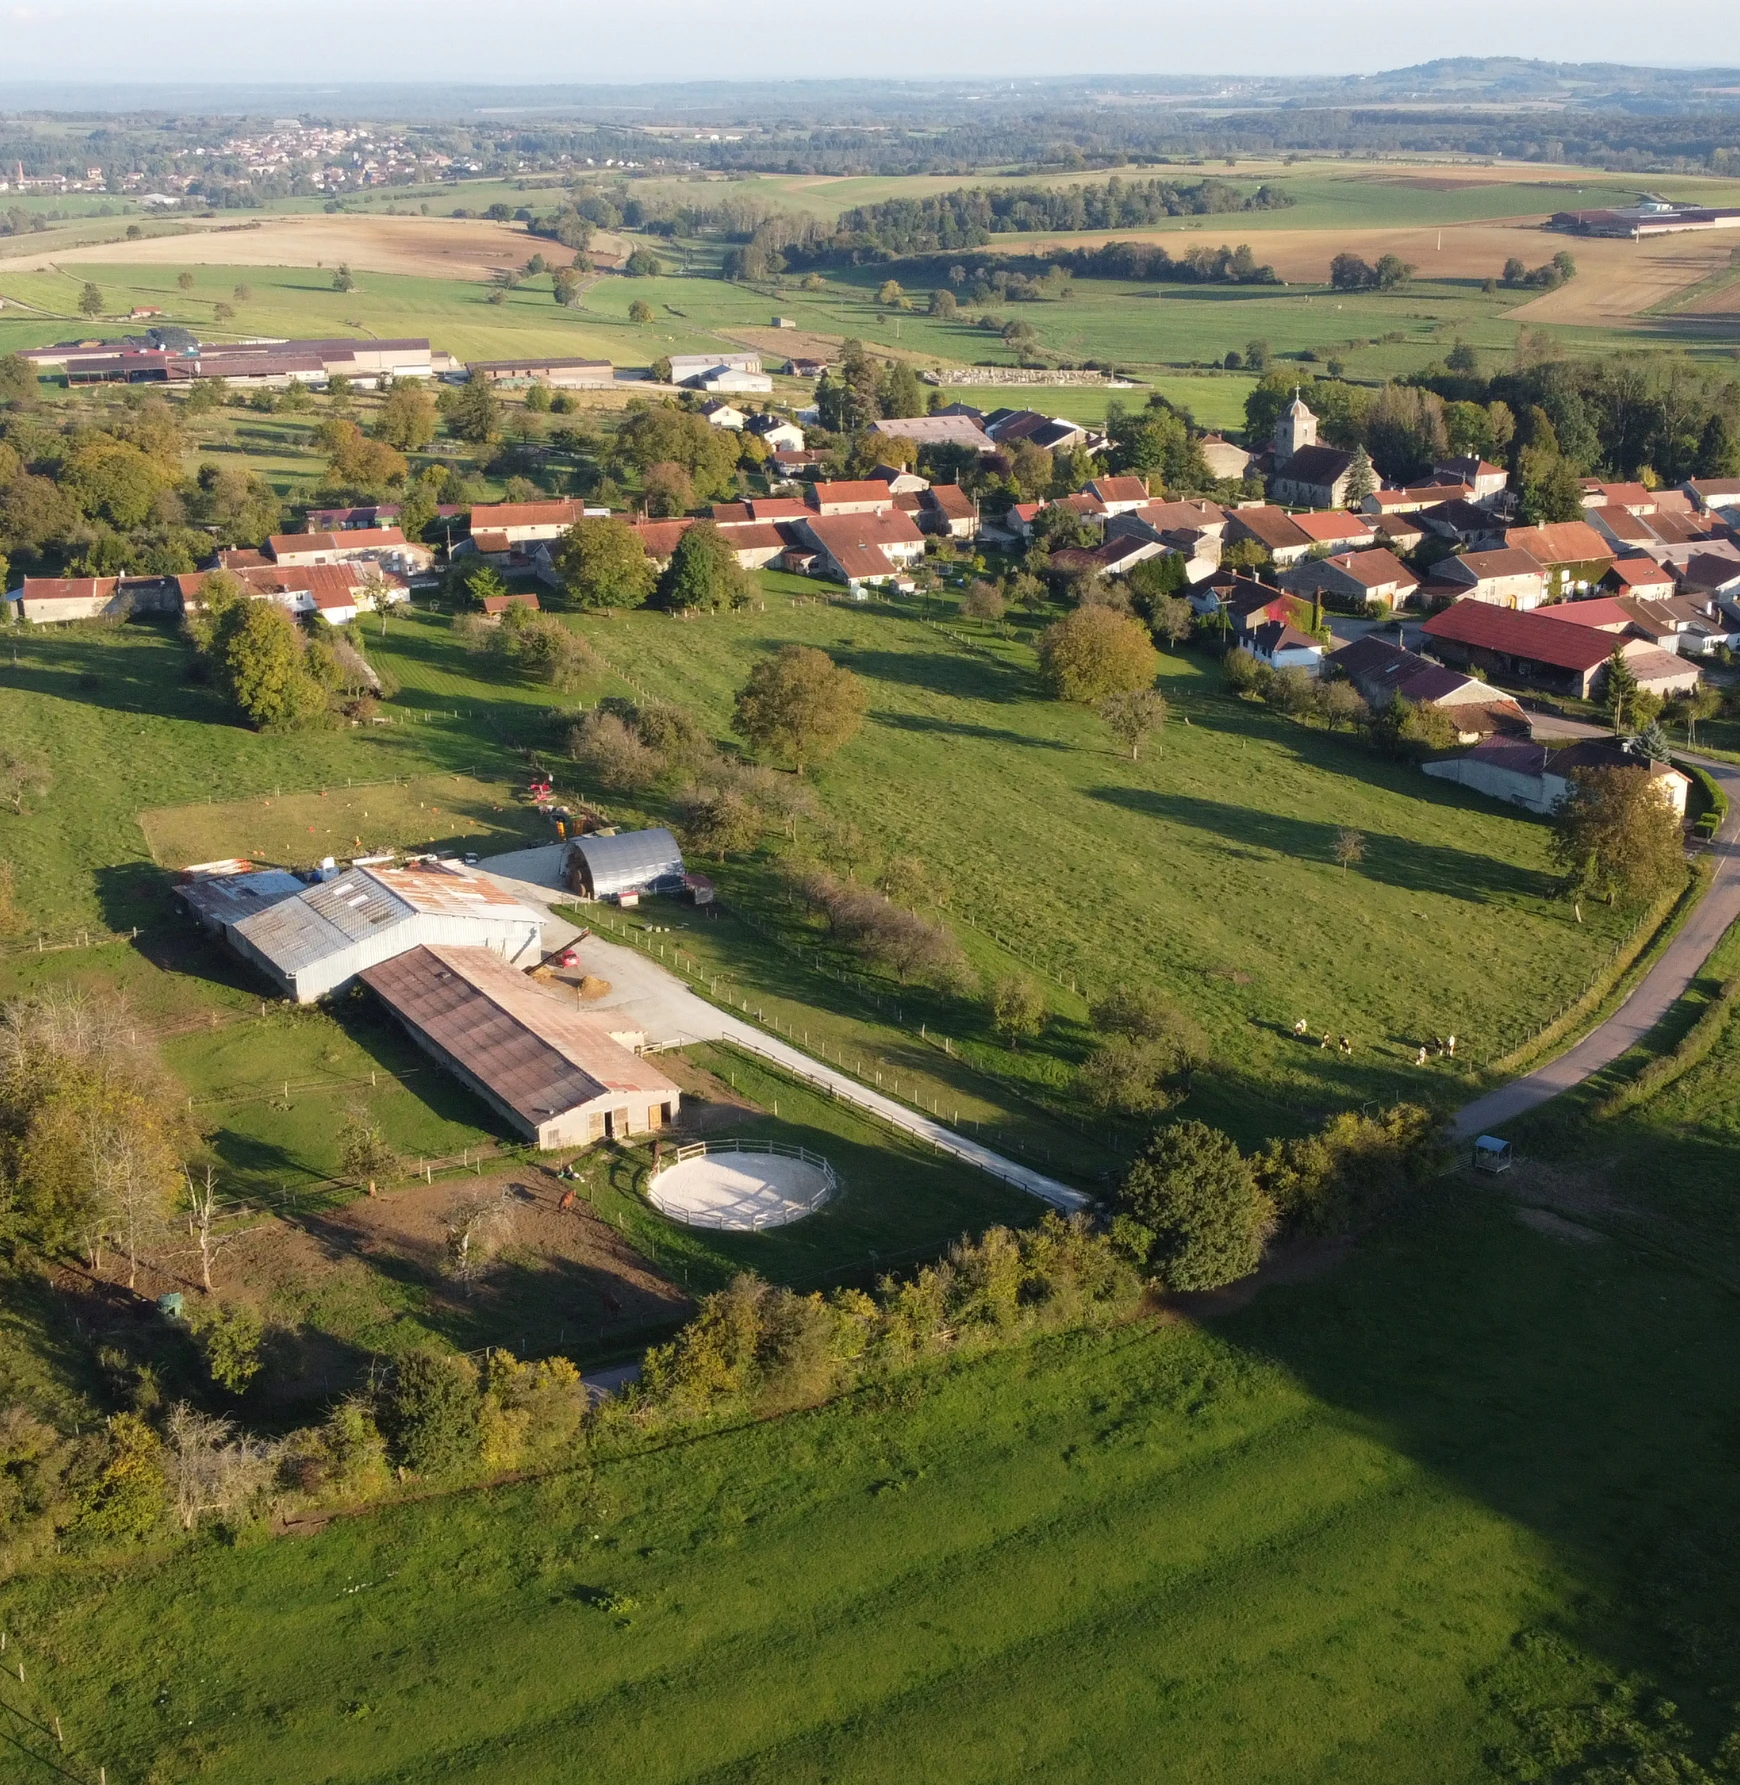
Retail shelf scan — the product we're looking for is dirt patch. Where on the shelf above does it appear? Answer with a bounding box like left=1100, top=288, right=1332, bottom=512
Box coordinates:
left=1506, top=234, right=1739, bottom=324
left=0, top=214, right=627, bottom=282
left=1677, top=266, right=1740, bottom=315
left=1515, top=1206, right=1605, bottom=1244
left=49, top=1159, right=693, bottom=1411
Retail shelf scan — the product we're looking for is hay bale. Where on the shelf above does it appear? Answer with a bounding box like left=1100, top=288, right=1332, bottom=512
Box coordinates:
left=578, top=975, right=612, bottom=1001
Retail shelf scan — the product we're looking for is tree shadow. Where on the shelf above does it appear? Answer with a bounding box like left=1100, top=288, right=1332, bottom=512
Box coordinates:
left=1215, top=1183, right=1740, bottom=1738
left=873, top=711, right=1075, bottom=751
left=819, top=646, right=1033, bottom=703
left=1090, top=785, right=1550, bottom=904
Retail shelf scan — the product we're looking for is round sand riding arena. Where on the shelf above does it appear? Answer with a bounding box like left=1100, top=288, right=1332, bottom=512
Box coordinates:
left=647, top=1141, right=836, bottom=1232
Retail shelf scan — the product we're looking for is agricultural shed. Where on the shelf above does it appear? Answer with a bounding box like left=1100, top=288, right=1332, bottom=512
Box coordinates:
left=226, top=860, right=545, bottom=1003
left=360, top=944, right=680, bottom=1149
left=564, top=829, right=686, bottom=902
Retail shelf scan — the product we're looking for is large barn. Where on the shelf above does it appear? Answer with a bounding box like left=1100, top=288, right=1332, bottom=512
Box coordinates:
left=181, top=859, right=546, bottom=1003
left=360, top=944, right=681, bottom=1149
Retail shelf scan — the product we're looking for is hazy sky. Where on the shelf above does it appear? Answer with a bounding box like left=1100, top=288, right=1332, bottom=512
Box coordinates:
left=1, top=0, right=1731, bottom=85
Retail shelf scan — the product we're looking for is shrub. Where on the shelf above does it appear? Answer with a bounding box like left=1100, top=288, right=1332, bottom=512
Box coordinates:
left=382, top=1349, right=481, bottom=1477
left=1112, top=1120, right=1274, bottom=1291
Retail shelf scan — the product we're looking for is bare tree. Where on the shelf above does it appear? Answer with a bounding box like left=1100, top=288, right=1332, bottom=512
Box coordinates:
left=443, top=1192, right=516, bottom=1293
left=164, top=1403, right=277, bottom=1530
left=1333, top=828, right=1366, bottom=871
left=183, top=1166, right=255, bottom=1293
left=87, top=1114, right=174, bottom=1290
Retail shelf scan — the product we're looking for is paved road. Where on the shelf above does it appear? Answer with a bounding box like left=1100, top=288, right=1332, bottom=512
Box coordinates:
left=1452, top=750, right=1740, bottom=1141
left=475, top=849, right=1088, bottom=1212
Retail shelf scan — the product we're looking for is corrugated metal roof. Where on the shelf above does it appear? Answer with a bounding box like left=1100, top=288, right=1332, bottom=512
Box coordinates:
left=567, top=829, right=685, bottom=899
left=360, top=944, right=678, bottom=1128
left=178, top=870, right=306, bottom=928
left=230, top=862, right=542, bottom=980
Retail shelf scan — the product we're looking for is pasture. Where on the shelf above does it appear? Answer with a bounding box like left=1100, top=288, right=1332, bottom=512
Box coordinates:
left=8, top=1121, right=1740, bottom=1782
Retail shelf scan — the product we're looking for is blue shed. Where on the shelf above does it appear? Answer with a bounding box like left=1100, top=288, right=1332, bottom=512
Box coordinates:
left=564, top=828, right=686, bottom=901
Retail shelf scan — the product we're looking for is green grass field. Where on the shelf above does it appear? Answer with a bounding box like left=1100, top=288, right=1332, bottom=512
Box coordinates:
left=557, top=589, right=1630, bottom=1131
left=9, top=1106, right=1740, bottom=1782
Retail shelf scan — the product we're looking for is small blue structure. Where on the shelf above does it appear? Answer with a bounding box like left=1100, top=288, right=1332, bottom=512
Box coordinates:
left=564, top=828, right=686, bottom=902
left=1472, top=1135, right=1513, bottom=1174
left=157, top=1291, right=185, bottom=1320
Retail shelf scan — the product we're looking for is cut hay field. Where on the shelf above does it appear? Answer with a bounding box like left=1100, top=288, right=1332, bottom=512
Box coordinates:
left=10, top=1139, right=1740, bottom=1783
left=0, top=211, right=587, bottom=281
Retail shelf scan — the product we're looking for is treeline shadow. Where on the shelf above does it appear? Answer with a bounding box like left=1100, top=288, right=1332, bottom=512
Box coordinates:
left=1091, top=785, right=1550, bottom=904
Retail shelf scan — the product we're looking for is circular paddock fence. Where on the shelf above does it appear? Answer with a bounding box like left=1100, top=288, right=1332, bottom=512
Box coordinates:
left=646, top=1138, right=837, bottom=1232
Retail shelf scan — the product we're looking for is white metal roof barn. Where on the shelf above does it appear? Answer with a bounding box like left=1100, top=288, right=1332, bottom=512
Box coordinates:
left=564, top=828, right=686, bottom=901
left=221, top=860, right=545, bottom=1003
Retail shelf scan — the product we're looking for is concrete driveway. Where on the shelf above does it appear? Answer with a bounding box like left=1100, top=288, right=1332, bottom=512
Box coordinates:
left=473, top=846, right=1084, bottom=1209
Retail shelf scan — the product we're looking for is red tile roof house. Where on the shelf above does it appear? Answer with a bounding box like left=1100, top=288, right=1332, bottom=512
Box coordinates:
left=1602, top=556, right=1677, bottom=599
left=795, top=510, right=927, bottom=592
left=919, top=484, right=979, bottom=540
left=1006, top=493, right=1100, bottom=541
left=1533, top=595, right=1680, bottom=648
left=809, top=480, right=899, bottom=516
left=1222, top=505, right=1315, bottom=567
left=466, top=499, right=610, bottom=549
left=1362, top=482, right=1473, bottom=515
left=1196, top=576, right=1301, bottom=636
left=1289, top=508, right=1377, bottom=550
left=1421, top=547, right=1548, bottom=611
left=13, top=575, right=196, bottom=624
left=1282, top=547, right=1419, bottom=613
left=268, top=527, right=435, bottom=576
left=1433, top=457, right=1509, bottom=501
left=1083, top=475, right=1151, bottom=516
left=1684, top=478, right=1740, bottom=514
left=1047, top=534, right=1168, bottom=581
left=1422, top=599, right=1701, bottom=700
left=1501, top=522, right=1614, bottom=592
left=1424, top=736, right=1690, bottom=818
left=1116, top=498, right=1230, bottom=540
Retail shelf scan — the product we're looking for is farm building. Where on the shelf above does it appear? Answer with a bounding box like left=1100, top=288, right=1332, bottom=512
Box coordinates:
left=360, top=944, right=681, bottom=1150
left=1424, top=737, right=1691, bottom=817
left=1422, top=600, right=1700, bottom=700
left=193, top=859, right=545, bottom=1004
left=563, top=828, right=686, bottom=902
left=466, top=356, right=613, bottom=387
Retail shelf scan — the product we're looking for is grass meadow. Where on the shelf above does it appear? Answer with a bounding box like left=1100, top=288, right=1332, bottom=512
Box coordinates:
left=8, top=1117, right=1740, bottom=1782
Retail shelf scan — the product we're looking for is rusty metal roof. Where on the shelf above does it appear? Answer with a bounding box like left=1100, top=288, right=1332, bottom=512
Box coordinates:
left=360, top=944, right=678, bottom=1125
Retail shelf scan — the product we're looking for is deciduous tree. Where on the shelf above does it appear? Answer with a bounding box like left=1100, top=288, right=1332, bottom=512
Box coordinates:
left=550, top=514, right=655, bottom=609
left=1038, top=607, right=1159, bottom=703
left=731, top=644, right=866, bottom=770
left=1552, top=764, right=1687, bottom=909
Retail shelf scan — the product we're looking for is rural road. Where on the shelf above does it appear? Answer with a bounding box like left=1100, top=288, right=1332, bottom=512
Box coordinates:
left=1452, top=749, right=1740, bottom=1141
left=477, top=845, right=1088, bottom=1213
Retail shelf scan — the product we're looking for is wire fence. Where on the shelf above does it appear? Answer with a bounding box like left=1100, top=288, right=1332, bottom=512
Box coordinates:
left=582, top=905, right=1111, bottom=1162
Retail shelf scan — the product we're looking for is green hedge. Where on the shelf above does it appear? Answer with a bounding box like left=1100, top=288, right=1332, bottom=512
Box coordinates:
left=1676, top=757, right=1729, bottom=840
left=1596, top=975, right=1740, bottom=1119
